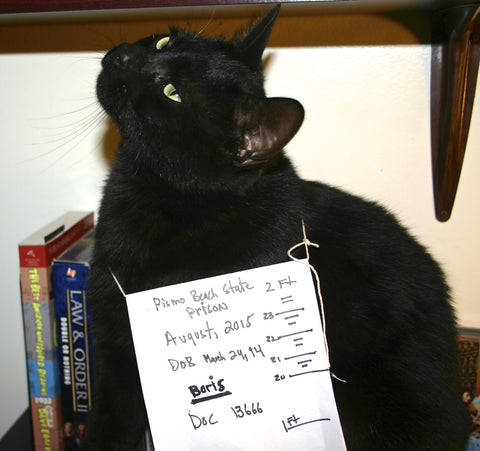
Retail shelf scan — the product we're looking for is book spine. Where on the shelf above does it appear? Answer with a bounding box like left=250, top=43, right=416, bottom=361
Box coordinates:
left=458, top=335, right=480, bottom=397
left=22, top=298, right=64, bottom=451
left=53, top=262, right=93, bottom=450
left=19, top=266, right=62, bottom=451
left=29, top=396, right=64, bottom=451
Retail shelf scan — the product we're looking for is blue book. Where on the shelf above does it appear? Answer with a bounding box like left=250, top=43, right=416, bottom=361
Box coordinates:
left=52, top=231, right=94, bottom=451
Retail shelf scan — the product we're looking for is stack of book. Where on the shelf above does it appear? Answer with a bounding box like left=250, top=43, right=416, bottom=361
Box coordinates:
left=19, top=211, right=94, bottom=451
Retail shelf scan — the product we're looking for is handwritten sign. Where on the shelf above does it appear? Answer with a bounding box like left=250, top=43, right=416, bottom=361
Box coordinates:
left=126, top=260, right=346, bottom=450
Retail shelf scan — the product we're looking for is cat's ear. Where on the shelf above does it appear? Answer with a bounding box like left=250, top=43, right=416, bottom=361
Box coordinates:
left=234, top=97, right=304, bottom=167
left=236, top=4, right=281, bottom=71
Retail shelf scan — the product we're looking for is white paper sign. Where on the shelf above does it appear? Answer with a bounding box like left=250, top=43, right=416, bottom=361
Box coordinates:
left=126, top=260, right=346, bottom=450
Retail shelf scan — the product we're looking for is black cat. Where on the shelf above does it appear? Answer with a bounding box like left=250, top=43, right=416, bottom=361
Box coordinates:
left=84, top=5, right=470, bottom=450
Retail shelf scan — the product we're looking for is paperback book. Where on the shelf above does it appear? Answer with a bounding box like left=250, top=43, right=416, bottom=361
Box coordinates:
left=52, top=231, right=95, bottom=450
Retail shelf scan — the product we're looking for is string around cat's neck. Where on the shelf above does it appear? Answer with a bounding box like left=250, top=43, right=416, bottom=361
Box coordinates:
left=288, top=219, right=347, bottom=384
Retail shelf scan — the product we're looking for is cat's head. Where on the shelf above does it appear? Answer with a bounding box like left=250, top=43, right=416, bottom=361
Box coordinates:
left=97, top=5, right=304, bottom=193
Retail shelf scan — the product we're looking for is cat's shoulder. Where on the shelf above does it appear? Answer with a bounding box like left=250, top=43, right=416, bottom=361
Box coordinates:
left=302, top=179, right=427, bottom=254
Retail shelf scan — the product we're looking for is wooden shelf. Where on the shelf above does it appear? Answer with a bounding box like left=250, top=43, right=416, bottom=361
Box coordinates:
left=1, top=0, right=479, bottom=221
left=430, top=4, right=480, bottom=221
left=0, top=0, right=477, bottom=15
left=0, top=1, right=441, bottom=15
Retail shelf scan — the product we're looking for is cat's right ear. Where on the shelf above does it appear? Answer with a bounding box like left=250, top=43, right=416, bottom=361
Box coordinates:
left=236, top=4, right=281, bottom=71
left=234, top=96, right=304, bottom=167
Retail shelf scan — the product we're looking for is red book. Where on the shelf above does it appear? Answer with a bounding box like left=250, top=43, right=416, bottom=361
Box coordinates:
left=19, top=211, right=94, bottom=451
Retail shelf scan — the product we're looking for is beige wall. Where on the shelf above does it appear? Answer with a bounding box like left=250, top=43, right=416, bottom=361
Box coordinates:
left=0, top=8, right=478, bottom=437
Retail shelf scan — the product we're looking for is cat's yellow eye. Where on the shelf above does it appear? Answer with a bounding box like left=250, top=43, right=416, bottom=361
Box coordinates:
left=163, top=83, right=182, bottom=103
left=156, top=36, right=170, bottom=50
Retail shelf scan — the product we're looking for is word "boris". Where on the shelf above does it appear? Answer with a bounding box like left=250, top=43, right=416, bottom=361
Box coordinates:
left=188, top=375, right=232, bottom=405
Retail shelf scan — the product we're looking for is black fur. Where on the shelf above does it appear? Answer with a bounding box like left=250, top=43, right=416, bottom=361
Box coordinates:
left=84, top=5, right=470, bottom=450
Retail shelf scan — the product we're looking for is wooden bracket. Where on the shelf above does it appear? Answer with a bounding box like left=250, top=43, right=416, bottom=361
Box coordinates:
left=430, top=3, right=480, bottom=221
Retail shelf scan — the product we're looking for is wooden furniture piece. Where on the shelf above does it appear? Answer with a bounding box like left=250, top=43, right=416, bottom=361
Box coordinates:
left=1, top=0, right=479, bottom=221
left=431, top=4, right=480, bottom=221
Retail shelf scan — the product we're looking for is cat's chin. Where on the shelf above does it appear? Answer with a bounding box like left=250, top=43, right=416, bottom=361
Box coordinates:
left=96, top=75, right=124, bottom=124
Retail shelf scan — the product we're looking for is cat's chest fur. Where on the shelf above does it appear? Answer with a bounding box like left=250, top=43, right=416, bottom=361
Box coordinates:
left=96, top=155, right=309, bottom=292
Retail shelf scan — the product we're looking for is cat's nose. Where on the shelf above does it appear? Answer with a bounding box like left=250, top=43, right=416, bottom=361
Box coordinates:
left=103, top=44, right=136, bottom=69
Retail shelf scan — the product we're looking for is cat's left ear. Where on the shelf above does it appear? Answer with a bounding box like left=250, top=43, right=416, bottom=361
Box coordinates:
left=236, top=4, right=281, bottom=71
left=234, top=97, right=304, bottom=167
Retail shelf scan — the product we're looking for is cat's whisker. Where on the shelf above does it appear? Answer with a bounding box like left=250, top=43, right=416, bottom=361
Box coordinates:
left=68, top=55, right=104, bottom=64
left=34, top=112, right=105, bottom=153
left=31, top=99, right=101, bottom=125
left=118, top=28, right=127, bottom=46
left=35, top=109, right=107, bottom=172
left=61, top=53, right=103, bottom=61
left=66, top=128, right=110, bottom=168
left=75, top=24, right=118, bottom=50
left=23, top=105, right=107, bottom=167
left=29, top=103, right=104, bottom=143
left=196, top=8, right=216, bottom=36
left=35, top=107, right=103, bottom=140
left=133, top=149, right=143, bottom=175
